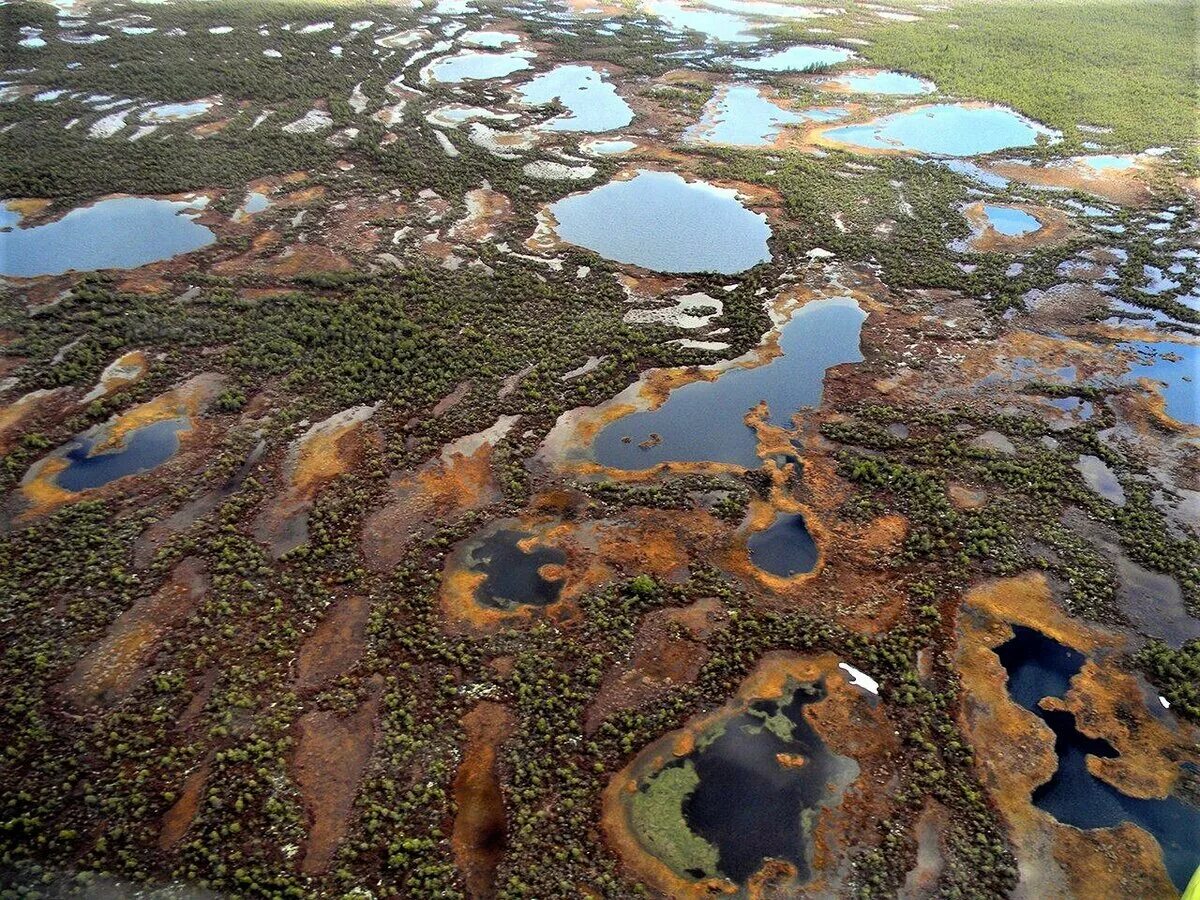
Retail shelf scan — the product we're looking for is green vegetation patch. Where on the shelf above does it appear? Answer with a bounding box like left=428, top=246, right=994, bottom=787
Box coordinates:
left=628, top=760, right=720, bottom=879
left=857, top=0, right=1197, bottom=156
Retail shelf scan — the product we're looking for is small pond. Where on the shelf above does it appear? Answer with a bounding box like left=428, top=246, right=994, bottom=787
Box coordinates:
left=423, top=49, right=533, bottom=83
left=0, top=197, right=215, bottom=277
left=467, top=527, right=566, bottom=609
left=747, top=512, right=818, bottom=577
left=630, top=678, right=857, bottom=884
left=592, top=297, right=865, bottom=469
left=821, top=69, right=933, bottom=95
left=731, top=43, right=855, bottom=71
left=822, top=103, right=1057, bottom=157
left=548, top=170, right=771, bottom=275
left=50, top=417, right=191, bottom=493
left=517, top=64, right=633, bottom=132
left=995, top=626, right=1200, bottom=892
left=982, top=204, right=1040, bottom=236
left=141, top=99, right=212, bottom=122
left=460, top=29, right=519, bottom=47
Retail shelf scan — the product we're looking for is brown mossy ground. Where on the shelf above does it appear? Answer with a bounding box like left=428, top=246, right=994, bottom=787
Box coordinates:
left=452, top=701, right=515, bottom=899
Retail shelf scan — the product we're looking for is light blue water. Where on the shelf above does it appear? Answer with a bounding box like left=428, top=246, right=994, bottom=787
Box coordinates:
left=685, top=84, right=807, bottom=146
left=643, top=0, right=760, bottom=42
left=936, top=159, right=1010, bottom=188
left=995, top=626, right=1200, bottom=893
left=592, top=297, right=866, bottom=469
left=1120, top=341, right=1198, bottom=426
left=517, top=64, right=634, bottom=132
left=549, top=170, right=772, bottom=275
left=0, top=202, right=21, bottom=229
left=584, top=138, right=636, bottom=155
left=0, top=197, right=215, bottom=277
left=983, top=204, right=1041, bottom=236
left=732, top=43, right=855, bottom=71
left=700, top=0, right=829, bottom=19
left=424, top=50, right=533, bottom=83
left=824, top=70, right=933, bottom=95
left=142, top=100, right=211, bottom=122
left=1142, top=265, right=1180, bottom=296
left=53, top=417, right=190, bottom=492
left=460, top=29, right=519, bottom=47
left=1080, top=154, right=1135, bottom=171
left=823, top=103, right=1055, bottom=156
left=241, top=191, right=270, bottom=214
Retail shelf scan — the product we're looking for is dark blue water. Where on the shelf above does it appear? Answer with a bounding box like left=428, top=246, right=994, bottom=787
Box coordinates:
left=1120, top=341, right=1198, bottom=426
left=995, top=626, right=1200, bottom=891
left=467, top=528, right=566, bottom=609
left=747, top=512, right=818, bottom=577
left=592, top=297, right=865, bottom=469
left=644, top=679, right=853, bottom=883
left=54, top=417, right=190, bottom=492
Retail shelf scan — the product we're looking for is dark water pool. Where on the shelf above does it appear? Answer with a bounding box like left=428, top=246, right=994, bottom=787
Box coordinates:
left=54, top=417, right=190, bottom=492
left=747, top=512, right=818, bottom=577
left=995, top=625, right=1200, bottom=891
left=467, top=527, right=566, bottom=609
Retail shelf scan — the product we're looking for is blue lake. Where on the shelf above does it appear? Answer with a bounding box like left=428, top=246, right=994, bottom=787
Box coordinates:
left=1120, top=341, right=1198, bottom=426
left=995, top=626, right=1200, bottom=892
left=517, top=64, right=633, bottom=132
left=467, top=527, right=566, bottom=609
left=53, top=417, right=191, bottom=492
left=983, top=204, right=1041, bottom=236
left=424, top=49, right=533, bottom=83
left=0, top=197, right=215, bottom=277
left=732, top=43, right=855, bottom=71
left=822, top=69, right=933, bottom=95
left=685, top=84, right=807, bottom=146
left=592, top=297, right=866, bottom=469
left=549, top=170, right=772, bottom=275
left=823, top=103, right=1056, bottom=156
left=643, top=0, right=761, bottom=42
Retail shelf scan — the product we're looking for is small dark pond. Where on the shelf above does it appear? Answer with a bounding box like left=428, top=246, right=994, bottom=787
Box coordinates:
left=747, top=512, right=818, bottom=577
left=467, top=528, right=566, bottom=609
left=995, top=625, right=1200, bottom=891
left=54, top=417, right=190, bottom=492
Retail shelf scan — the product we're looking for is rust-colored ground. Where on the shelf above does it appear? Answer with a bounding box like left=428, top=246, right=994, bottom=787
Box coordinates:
left=295, top=595, right=370, bottom=694
left=452, top=701, right=515, bottom=899
left=293, top=679, right=384, bottom=875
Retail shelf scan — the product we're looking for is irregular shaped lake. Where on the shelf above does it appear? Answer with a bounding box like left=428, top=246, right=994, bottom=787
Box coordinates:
left=517, top=64, right=633, bottom=132
left=685, top=84, right=808, bottom=146
left=48, top=417, right=191, bottom=493
left=996, top=626, right=1200, bottom=892
left=548, top=170, right=771, bottom=274
left=628, top=678, right=857, bottom=884
left=592, top=296, right=866, bottom=469
left=423, top=49, right=533, bottom=84
left=0, top=197, right=215, bottom=277
left=820, top=69, right=934, bottom=95
left=467, top=527, right=566, bottom=609
left=732, top=44, right=855, bottom=72
left=822, top=103, right=1057, bottom=157
left=1120, top=341, right=1197, bottom=426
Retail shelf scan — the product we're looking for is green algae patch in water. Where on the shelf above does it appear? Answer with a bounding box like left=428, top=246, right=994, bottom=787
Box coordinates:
left=611, top=666, right=859, bottom=890
left=547, top=170, right=771, bottom=275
